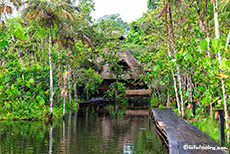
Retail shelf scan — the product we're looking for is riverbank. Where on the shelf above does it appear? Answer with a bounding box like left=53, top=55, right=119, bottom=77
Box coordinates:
left=0, top=104, right=78, bottom=120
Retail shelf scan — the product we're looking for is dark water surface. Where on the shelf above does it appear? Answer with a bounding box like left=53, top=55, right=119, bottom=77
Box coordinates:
left=0, top=106, right=167, bottom=154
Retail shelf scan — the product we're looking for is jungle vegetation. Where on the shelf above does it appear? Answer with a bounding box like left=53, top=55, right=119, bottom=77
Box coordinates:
left=1, top=0, right=230, bottom=145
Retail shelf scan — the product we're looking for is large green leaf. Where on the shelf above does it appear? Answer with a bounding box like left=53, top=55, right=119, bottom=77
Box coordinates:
left=220, top=58, right=230, bottom=71
left=199, top=39, right=208, bottom=50
left=29, top=78, right=35, bottom=84
left=211, top=38, right=221, bottom=52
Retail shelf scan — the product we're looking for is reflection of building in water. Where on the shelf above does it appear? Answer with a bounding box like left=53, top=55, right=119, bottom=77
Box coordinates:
left=101, top=116, right=112, bottom=141
left=125, top=107, right=149, bottom=116
left=99, top=115, right=149, bottom=153
left=59, top=138, right=67, bottom=154
left=123, top=141, right=133, bottom=154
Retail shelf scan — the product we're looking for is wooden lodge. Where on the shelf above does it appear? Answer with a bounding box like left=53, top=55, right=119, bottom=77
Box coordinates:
left=96, top=50, right=147, bottom=92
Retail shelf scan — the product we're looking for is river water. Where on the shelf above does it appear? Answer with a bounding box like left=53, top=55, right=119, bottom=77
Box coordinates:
left=0, top=105, right=167, bottom=154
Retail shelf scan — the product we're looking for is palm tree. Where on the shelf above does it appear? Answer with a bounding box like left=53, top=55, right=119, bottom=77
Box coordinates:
left=23, top=0, right=76, bottom=119
left=219, top=0, right=230, bottom=11
left=0, top=1, right=12, bottom=20
left=58, top=29, right=77, bottom=119
left=0, top=0, right=22, bottom=22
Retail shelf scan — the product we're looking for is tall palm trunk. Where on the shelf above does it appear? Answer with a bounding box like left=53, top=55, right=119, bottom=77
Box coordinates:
left=164, top=2, right=181, bottom=114
left=169, top=0, right=184, bottom=117
left=63, top=76, right=66, bottom=120
left=49, top=21, right=54, bottom=120
left=42, top=37, right=46, bottom=69
left=73, top=71, right=78, bottom=102
left=68, top=68, right=72, bottom=104
left=74, top=81, right=78, bottom=102
left=213, top=0, right=229, bottom=142
left=68, top=45, right=72, bottom=104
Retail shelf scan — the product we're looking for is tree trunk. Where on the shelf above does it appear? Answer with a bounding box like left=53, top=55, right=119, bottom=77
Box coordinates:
left=188, top=75, right=193, bottom=103
left=63, top=72, right=67, bottom=120
left=57, top=64, right=61, bottom=103
left=63, top=82, right=66, bottom=120
left=176, top=64, right=184, bottom=117
left=115, top=76, right=118, bottom=99
left=74, top=82, right=78, bottom=102
left=49, top=22, right=54, bottom=120
left=205, top=0, right=211, bottom=56
left=68, top=45, right=72, bottom=104
left=42, top=37, right=46, bottom=69
left=68, top=68, right=72, bottom=104
left=213, top=0, right=229, bottom=142
left=168, top=0, right=183, bottom=116
left=167, top=77, right=170, bottom=108
left=86, top=89, right=89, bottom=101
left=164, top=1, right=181, bottom=115
left=195, top=1, right=207, bottom=35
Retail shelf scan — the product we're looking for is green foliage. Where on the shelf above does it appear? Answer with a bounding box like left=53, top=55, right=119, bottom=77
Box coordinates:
left=147, top=0, right=160, bottom=10
left=106, top=82, right=127, bottom=100
left=0, top=0, right=95, bottom=119
left=96, top=14, right=129, bottom=34
left=0, top=64, right=55, bottom=119
left=76, top=68, right=102, bottom=99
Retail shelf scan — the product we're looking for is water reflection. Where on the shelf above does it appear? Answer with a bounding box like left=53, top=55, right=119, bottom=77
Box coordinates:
left=49, top=123, right=53, bottom=154
left=0, top=106, right=167, bottom=154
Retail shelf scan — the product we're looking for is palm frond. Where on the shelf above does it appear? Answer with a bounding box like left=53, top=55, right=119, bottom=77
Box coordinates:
left=23, top=0, right=76, bottom=28
left=219, top=0, right=230, bottom=11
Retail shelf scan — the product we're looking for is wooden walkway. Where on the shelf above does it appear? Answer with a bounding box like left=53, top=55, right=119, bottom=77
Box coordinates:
left=150, top=108, right=228, bottom=154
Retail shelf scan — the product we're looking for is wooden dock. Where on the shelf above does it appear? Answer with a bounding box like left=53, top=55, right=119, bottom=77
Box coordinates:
left=150, top=108, right=228, bottom=154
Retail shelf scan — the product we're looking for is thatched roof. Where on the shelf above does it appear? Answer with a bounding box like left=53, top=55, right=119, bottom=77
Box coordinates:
left=98, top=51, right=143, bottom=80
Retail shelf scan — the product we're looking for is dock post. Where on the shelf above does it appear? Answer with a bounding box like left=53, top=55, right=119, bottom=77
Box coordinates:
left=192, top=102, right=196, bottom=116
left=219, top=109, right=225, bottom=146
left=149, top=95, right=151, bottom=110
left=174, top=97, right=178, bottom=109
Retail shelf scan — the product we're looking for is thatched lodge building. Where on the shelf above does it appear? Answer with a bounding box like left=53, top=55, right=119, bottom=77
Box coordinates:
left=96, top=50, right=147, bottom=92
